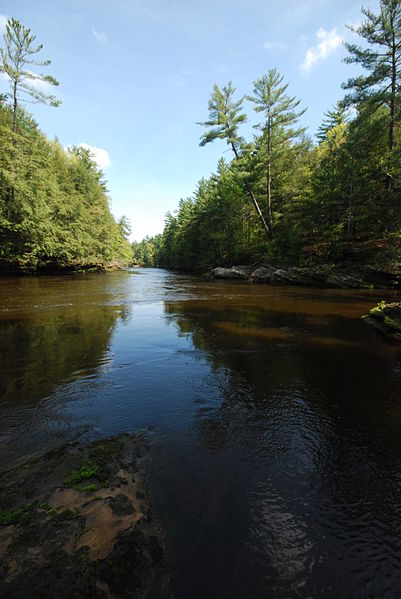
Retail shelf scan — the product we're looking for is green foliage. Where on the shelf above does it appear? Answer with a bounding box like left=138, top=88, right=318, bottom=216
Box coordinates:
left=75, top=483, right=98, bottom=495
left=0, top=502, right=34, bottom=526
left=154, top=9, right=401, bottom=274
left=0, top=17, right=60, bottom=132
left=64, top=464, right=99, bottom=486
left=342, top=0, right=401, bottom=153
left=0, top=19, right=130, bottom=271
left=198, top=82, right=246, bottom=151
left=0, top=102, right=131, bottom=270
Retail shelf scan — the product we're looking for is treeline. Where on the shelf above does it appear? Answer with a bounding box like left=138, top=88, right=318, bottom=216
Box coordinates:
left=133, top=0, right=401, bottom=272
left=0, top=101, right=131, bottom=271
left=0, top=18, right=131, bottom=272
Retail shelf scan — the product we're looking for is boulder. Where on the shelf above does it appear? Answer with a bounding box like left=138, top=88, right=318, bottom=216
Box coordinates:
left=325, top=271, right=367, bottom=288
left=249, top=265, right=277, bottom=283
left=363, top=301, right=401, bottom=341
left=269, top=267, right=327, bottom=287
left=211, top=265, right=253, bottom=280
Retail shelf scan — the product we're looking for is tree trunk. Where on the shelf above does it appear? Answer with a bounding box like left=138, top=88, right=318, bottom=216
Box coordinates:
left=266, top=115, right=273, bottom=233
left=13, top=81, right=18, bottom=133
left=230, top=141, right=271, bottom=239
left=386, top=9, right=396, bottom=191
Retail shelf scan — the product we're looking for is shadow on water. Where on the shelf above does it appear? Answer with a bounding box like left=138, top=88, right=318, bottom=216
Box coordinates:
left=151, top=291, right=401, bottom=599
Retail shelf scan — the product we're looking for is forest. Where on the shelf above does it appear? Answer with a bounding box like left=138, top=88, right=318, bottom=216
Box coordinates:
left=0, top=19, right=131, bottom=272
left=132, top=1, right=401, bottom=274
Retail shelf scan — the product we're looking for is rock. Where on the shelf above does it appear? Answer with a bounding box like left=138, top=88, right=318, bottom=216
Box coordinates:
left=213, top=262, right=396, bottom=289
left=325, top=271, right=367, bottom=289
left=0, top=434, right=165, bottom=598
left=269, top=267, right=327, bottom=287
left=363, top=301, right=401, bottom=341
left=211, top=265, right=253, bottom=280
left=249, top=265, right=277, bottom=283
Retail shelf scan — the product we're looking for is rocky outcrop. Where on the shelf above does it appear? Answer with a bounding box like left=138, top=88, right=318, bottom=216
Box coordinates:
left=325, top=271, right=367, bottom=289
left=211, top=263, right=399, bottom=289
left=248, top=265, right=277, bottom=283
left=363, top=302, right=401, bottom=341
left=0, top=434, right=165, bottom=598
left=211, top=265, right=254, bottom=280
left=269, top=267, right=328, bottom=287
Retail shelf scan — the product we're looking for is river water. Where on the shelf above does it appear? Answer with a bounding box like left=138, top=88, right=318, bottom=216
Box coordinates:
left=1, top=268, right=401, bottom=597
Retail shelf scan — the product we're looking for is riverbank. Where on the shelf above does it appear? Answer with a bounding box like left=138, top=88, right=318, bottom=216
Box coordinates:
left=210, top=262, right=400, bottom=289
left=363, top=301, right=401, bottom=341
left=0, top=433, right=164, bottom=598
left=0, top=259, right=128, bottom=276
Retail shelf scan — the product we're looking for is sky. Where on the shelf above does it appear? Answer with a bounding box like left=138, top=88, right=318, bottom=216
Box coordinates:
left=0, top=0, right=379, bottom=241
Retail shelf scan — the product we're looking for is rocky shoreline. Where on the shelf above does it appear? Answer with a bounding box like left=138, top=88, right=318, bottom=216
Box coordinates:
left=363, top=301, right=401, bottom=342
left=0, top=434, right=165, bottom=598
left=211, top=263, right=400, bottom=289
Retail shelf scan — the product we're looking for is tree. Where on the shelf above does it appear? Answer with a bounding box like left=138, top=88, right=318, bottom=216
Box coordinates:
left=198, top=82, right=271, bottom=238
left=117, top=215, right=131, bottom=240
left=248, top=68, right=306, bottom=233
left=342, top=1, right=401, bottom=159
left=0, top=17, right=60, bottom=132
left=317, top=101, right=349, bottom=143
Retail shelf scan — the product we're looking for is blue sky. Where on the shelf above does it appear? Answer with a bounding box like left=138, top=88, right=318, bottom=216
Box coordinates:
left=0, top=0, right=379, bottom=241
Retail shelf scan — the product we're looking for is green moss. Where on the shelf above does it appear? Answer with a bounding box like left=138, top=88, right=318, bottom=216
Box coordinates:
left=64, top=464, right=99, bottom=486
left=0, top=502, right=35, bottom=526
left=76, top=547, right=94, bottom=580
left=76, top=483, right=97, bottom=495
left=384, top=315, right=401, bottom=332
left=56, top=508, right=80, bottom=521
left=369, top=300, right=387, bottom=316
left=0, top=508, right=24, bottom=526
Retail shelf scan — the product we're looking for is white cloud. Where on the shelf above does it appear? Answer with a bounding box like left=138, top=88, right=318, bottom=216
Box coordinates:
left=0, top=14, right=8, bottom=34
left=300, top=27, right=342, bottom=73
left=91, top=26, right=107, bottom=44
left=78, top=143, right=111, bottom=169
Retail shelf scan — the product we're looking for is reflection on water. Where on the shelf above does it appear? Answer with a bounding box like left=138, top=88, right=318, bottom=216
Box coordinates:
left=1, top=269, right=401, bottom=597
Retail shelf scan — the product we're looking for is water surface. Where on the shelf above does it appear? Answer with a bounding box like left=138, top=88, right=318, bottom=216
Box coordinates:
left=1, top=268, right=401, bottom=598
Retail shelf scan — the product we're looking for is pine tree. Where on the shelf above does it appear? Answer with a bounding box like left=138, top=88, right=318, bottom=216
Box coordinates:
left=342, top=0, right=401, bottom=157
left=0, top=18, right=60, bottom=133
left=198, top=82, right=270, bottom=238
left=317, top=101, right=349, bottom=143
left=248, top=68, right=306, bottom=234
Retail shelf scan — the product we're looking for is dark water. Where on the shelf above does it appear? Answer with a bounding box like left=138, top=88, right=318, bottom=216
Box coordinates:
left=1, top=268, right=401, bottom=598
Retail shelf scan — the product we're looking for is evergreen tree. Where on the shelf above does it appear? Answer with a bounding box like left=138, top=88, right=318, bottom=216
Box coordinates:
left=317, top=101, right=349, bottom=143
left=248, top=68, right=306, bottom=234
left=342, top=0, right=401, bottom=159
left=0, top=18, right=60, bottom=133
left=198, top=82, right=270, bottom=238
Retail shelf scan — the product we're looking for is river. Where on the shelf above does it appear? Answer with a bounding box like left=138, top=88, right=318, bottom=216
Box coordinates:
left=1, top=268, right=401, bottom=598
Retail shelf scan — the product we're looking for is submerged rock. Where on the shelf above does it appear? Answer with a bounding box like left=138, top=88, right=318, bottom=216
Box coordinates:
left=363, top=301, right=401, bottom=342
left=0, top=434, right=165, bottom=598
